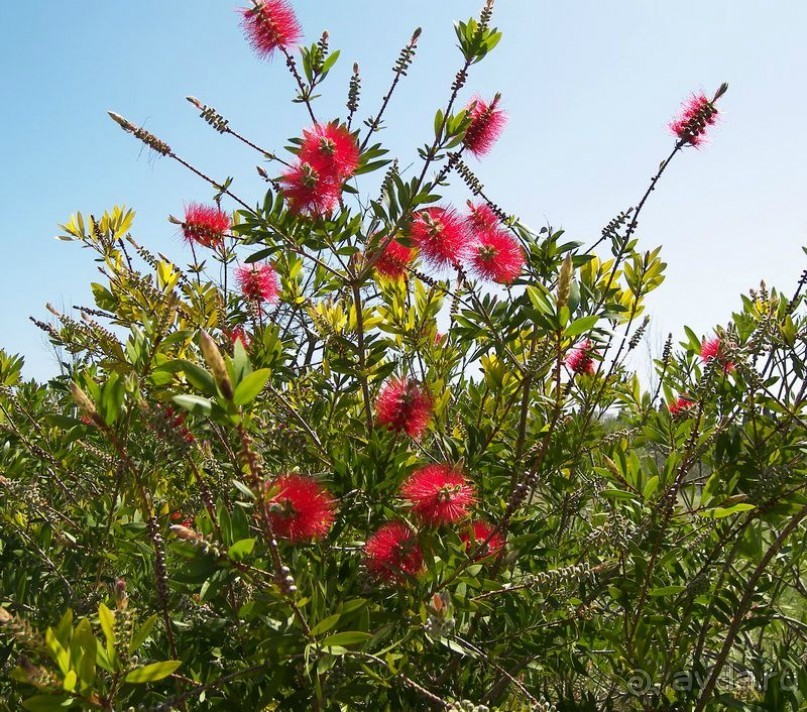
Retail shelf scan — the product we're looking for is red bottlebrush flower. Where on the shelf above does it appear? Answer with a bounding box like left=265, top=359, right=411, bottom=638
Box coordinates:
left=470, top=229, right=525, bottom=285
left=374, top=378, right=433, bottom=439
left=669, top=396, right=694, bottom=417
left=669, top=93, right=719, bottom=147
left=265, top=474, right=336, bottom=542
left=182, top=203, right=230, bottom=248
left=372, top=238, right=414, bottom=279
left=408, top=207, right=470, bottom=268
left=460, top=520, right=505, bottom=559
left=236, top=263, right=280, bottom=304
left=463, top=95, right=507, bottom=158
left=400, top=464, right=475, bottom=526
left=465, top=201, right=501, bottom=234
left=364, top=521, right=424, bottom=582
left=240, top=1, right=301, bottom=58
left=279, top=162, right=341, bottom=217
left=298, top=123, right=360, bottom=183
left=566, top=339, right=596, bottom=375
left=229, top=326, right=252, bottom=350
left=700, top=337, right=734, bottom=372
left=170, top=511, right=194, bottom=528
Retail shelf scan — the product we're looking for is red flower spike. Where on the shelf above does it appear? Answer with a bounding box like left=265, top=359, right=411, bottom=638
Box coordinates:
left=466, top=201, right=501, bottom=234
left=298, top=123, right=360, bottom=183
left=373, top=238, right=414, bottom=279
left=265, top=474, right=336, bottom=542
left=170, top=511, right=194, bottom=528
left=566, top=339, right=596, bottom=376
left=374, top=378, right=433, bottom=439
left=182, top=203, right=230, bottom=249
left=364, top=521, right=424, bottom=582
left=240, top=1, right=302, bottom=59
left=463, top=95, right=507, bottom=158
left=279, top=162, right=341, bottom=217
left=400, top=464, right=475, bottom=526
left=470, top=229, right=525, bottom=284
left=669, top=396, right=694, bottom=417
left=408, top=207, right=470, bottom=268
left=700, top=337, right=734, bottom=373
left=236, top=263, right=280, bottom=304
left=669, top=93, right=719, bottom=147
left=229, top=327, right=252, bottom=350
left=461, top=520, right=505, bottom=559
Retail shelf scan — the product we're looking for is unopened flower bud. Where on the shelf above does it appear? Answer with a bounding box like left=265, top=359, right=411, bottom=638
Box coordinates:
left=70, top=382, right=97, bottom=417
left=557, top=255, right=573, bottom=308
left=199, top=330, right=234, bottom=400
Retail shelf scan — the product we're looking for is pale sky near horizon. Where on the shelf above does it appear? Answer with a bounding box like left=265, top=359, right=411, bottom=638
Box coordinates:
left=1, top=1, right=806, bottom=382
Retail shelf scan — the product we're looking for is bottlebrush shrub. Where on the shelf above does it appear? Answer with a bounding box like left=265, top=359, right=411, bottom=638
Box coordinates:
left=2, top=3, right=807, bottom=711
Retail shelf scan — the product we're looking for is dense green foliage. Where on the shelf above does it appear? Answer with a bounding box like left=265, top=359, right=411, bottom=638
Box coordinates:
left=2, top=3, right=807, bottom=710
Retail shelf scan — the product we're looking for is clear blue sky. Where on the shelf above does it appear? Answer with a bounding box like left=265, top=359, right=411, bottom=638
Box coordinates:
left=1, top=1, right=806, bottom=381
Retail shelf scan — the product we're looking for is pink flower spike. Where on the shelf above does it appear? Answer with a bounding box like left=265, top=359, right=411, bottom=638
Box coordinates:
left=372, top=238, right=414, bottom=279
left=408, top=206, right=470, bottom=268
left=400, top=464, right=475, bottom=526
left=298, top=123, right=360, bottom=183
left=236, top=263, right=280, bottom=304
left=240, top=1, right=302, bottom=58
left=374, top=378, right=432, bottom=439
left=364, top=521, right=424, bottom=583
left=669, top=93, right=719, bottom=147
left=668, top=396, right=694, bottom=417
left=463, top=95, right=507, bottom=158
left=264, top=474, right=336, bottom=542
left=182, top=203, right=230, bottom=249
left=460, top=520, right=505, bottom=559
left=700, top=337, right=734, bottom=373
left=279, top=162, right=341, bottom=217
left=470, top=229, right=525, bottom=284
left=566, top=339, right=596, bottom=376
left=465, top=201, right=501, bottom=235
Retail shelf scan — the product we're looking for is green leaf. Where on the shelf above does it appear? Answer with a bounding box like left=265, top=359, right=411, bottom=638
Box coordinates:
left=73, top=619, right=97, bottom=688
left=125, top=660, right=182, bottom=684
left=702, top=503, right=756, bottom=519
left=649, top=586, right=686, bottom=597
left=600, top=488, right=638, bottom=501
left=97, top=603, right=116, bottom=660
left=233, top=369, right=270, bottom=406
left=171, top=394, right=212, bottom=415
left=228, top=538, right=256, bottom=561
left=320, top=631, right=373, bottom=648
left=129, top=615, right=158, bottom=655
left=643, top=476, right=660, bottom=500
left=22, top=696, right=76, bottom=712
left=565, top=315, right=598, bottom=338
left=62, top=670, right=77, bottom=692
left=311, top=613, right=341, bottom=637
